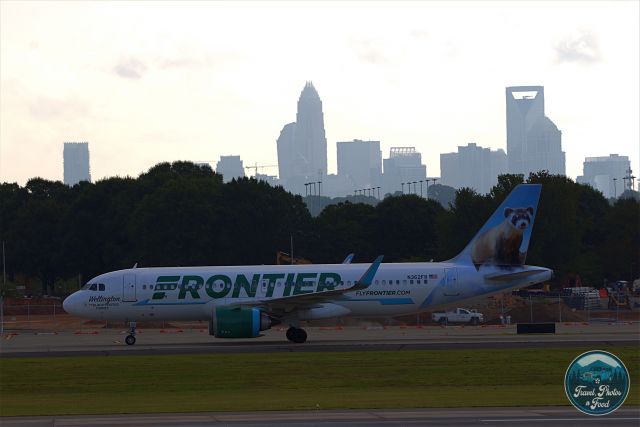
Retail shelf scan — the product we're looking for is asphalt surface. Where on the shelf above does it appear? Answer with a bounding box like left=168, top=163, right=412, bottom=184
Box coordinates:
left=1, top=407, right=639, bottom=427
left=1, top=323, right=638, bottom=358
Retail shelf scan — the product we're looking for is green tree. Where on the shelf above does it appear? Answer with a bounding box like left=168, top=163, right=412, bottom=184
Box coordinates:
left=314, top=202, right=376, bottom=263
left=374, top=195, right=444, bottom=261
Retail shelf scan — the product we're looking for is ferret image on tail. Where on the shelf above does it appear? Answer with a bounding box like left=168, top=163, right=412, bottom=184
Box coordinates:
left=471, top=206, right=534, bottom=270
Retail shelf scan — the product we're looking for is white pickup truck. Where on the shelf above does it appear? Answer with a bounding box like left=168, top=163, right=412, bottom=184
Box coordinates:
left=432, top=308, right=484, bottom=325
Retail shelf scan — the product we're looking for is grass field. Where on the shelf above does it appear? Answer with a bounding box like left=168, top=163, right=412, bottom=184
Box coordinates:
left=1, top=346, right=638, bottom=416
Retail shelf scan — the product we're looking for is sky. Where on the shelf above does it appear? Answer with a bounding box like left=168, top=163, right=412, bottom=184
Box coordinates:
left=1, top=1, right=638, bottom=186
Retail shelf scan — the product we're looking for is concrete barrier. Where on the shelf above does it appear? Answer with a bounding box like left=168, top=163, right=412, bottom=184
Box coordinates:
left=517, top=323, right=556, bottom=334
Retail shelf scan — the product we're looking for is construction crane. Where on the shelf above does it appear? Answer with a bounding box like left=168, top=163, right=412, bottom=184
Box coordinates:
left=244, top=163, right=278, bottom=177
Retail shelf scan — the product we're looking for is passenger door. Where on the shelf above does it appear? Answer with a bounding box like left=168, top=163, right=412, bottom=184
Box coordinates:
left=443, top=268, right=459, bottom=297
left=123, top=273, right=137, bottom=302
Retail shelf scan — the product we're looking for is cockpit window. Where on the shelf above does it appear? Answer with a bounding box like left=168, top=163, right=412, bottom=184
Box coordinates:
left=89, top=284, right=97, bottom=291
left=98, top=283, right=105, bottom=291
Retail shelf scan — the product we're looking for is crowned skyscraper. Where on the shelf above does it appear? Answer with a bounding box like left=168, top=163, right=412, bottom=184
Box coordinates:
left=277, top=82, right=327, bottom=194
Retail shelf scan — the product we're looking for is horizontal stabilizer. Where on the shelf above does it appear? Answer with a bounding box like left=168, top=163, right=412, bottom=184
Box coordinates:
left=484, top=268, right=549, bottom=282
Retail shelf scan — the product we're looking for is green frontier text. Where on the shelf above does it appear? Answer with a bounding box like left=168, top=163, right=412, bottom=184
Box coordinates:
left=152, top=272, right=342, bottom=300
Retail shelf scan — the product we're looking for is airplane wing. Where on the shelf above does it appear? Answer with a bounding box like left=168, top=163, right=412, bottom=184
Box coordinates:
left=235, top=255, right=383, bottom=313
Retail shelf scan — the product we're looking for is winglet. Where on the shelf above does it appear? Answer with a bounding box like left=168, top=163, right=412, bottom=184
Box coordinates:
left=342, top=253, right=355, bottom=264
left=353, top=255, right=384, bottom=290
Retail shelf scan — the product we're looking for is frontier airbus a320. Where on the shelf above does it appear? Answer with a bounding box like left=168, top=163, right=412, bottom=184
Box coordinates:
left=64, top=184, right=551, bottom=345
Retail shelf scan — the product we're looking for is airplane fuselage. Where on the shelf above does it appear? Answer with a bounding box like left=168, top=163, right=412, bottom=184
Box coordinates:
left=64, top=261, right=551, bottom=322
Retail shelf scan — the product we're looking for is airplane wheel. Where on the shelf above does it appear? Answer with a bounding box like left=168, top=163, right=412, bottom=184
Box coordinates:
left=293, top=328, right=307, bottom=344
left=286, top=327, right=296, bottom=342
left=125, top=335, right=136, bottom=345
left=286, top=327, right=307, bottom=343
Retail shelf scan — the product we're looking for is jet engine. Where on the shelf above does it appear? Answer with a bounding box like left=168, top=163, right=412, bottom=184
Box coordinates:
left=208, top=306, right=272, bottom=338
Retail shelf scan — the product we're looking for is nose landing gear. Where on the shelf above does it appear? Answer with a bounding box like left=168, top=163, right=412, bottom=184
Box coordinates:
left=125, top=321, right=136, bottom=345
left=286, top=326, right=307, bottom=343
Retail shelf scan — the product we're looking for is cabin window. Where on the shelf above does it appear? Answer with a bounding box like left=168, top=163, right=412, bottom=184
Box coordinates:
left=409, top=280, right=414, bottom=285
left=142, top=285, right=146, bottom=290
left=375, top=280, right=379, bottom=285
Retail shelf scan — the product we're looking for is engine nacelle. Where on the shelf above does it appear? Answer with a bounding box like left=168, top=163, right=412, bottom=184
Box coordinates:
left=208, top=306, right=271, bottom=338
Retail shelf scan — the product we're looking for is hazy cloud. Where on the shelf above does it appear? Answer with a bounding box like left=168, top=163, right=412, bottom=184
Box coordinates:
left=29, top=97, right=89, bottom=120
left=114, top=57, right=147, bottom=79
left=157, top=51, right=241, bottom=71
left=351, top=38, right=390, bottom=65
left=555, top=31, right=601, bottom=64
left=409, top=29, right=429, bottom=40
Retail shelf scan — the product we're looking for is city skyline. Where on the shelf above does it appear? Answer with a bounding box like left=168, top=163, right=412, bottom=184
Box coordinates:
left=1, top=1, right=638, bottom=185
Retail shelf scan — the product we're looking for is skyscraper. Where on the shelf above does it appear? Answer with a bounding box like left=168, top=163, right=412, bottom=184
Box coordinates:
left=382, top=147, right=427, bottom=195
left=276, top=82, right=327, bottom=194
left=576, top=154, right=631, bottom=199
left=296, top=82, right=327, bottom=179
left=215, top=155, right=245, bottom=183
left=276, top=122, right=297, bottom=183
left=440, top=143, right=507, bottom=194
left=506, top=86, right=565, bottom=176
left=337, top=139, right=382, bottom=190
left=63, top=142, right=91, bottom=185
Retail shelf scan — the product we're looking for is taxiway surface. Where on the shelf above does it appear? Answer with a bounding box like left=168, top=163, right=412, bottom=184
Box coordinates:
left=1, top=323, right=638, bottom=358
left=1, top=407, right=639, bottom=427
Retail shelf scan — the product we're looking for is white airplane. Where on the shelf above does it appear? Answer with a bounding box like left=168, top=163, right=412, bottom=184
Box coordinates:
left=64, top=184, right=552, bottom=345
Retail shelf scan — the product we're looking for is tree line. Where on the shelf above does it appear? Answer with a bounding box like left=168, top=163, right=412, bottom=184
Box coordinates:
left=1, top=162, right=637, bottom=296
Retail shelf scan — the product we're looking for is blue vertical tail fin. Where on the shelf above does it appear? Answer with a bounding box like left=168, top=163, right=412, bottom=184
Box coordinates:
left=453, top=184, right=541, bottom=270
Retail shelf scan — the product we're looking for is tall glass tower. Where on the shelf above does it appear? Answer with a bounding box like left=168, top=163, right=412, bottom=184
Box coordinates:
left=277, top=82, right=328, bottom=194
left=295, top=81, right=327, bottom=179
left=63, top=142, right=91, bottom=185
left=506, top=86, right=565, bottom=176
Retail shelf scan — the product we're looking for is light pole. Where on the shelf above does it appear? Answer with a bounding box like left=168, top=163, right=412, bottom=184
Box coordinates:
left=401, top=182, right=405, bottom=194
left=377, top=187, right=381, bottom=199
left=317, top=181, right=322, bottom=197
left=613, top=178, right=617, bottom=199
left=426, top=178, right=437, bottom=199
left=419, top=180, right=424, bottom=198
left=412, top=182, right=417, bottom=195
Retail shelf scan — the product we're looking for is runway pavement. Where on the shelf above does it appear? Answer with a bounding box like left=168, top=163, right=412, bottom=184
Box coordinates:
left=1, top=407, right=639, bottom=427
left=1, top=323, right=638, bottom=358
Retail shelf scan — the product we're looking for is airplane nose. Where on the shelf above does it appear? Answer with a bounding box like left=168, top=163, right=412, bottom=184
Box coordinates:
left=63, top=293, right=80, bottom=316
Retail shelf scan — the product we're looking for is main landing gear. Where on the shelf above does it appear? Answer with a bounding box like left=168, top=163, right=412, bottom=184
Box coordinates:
left=125, top=321, right=136, bottom=345
left=286, top=326, right=307, bottom=344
